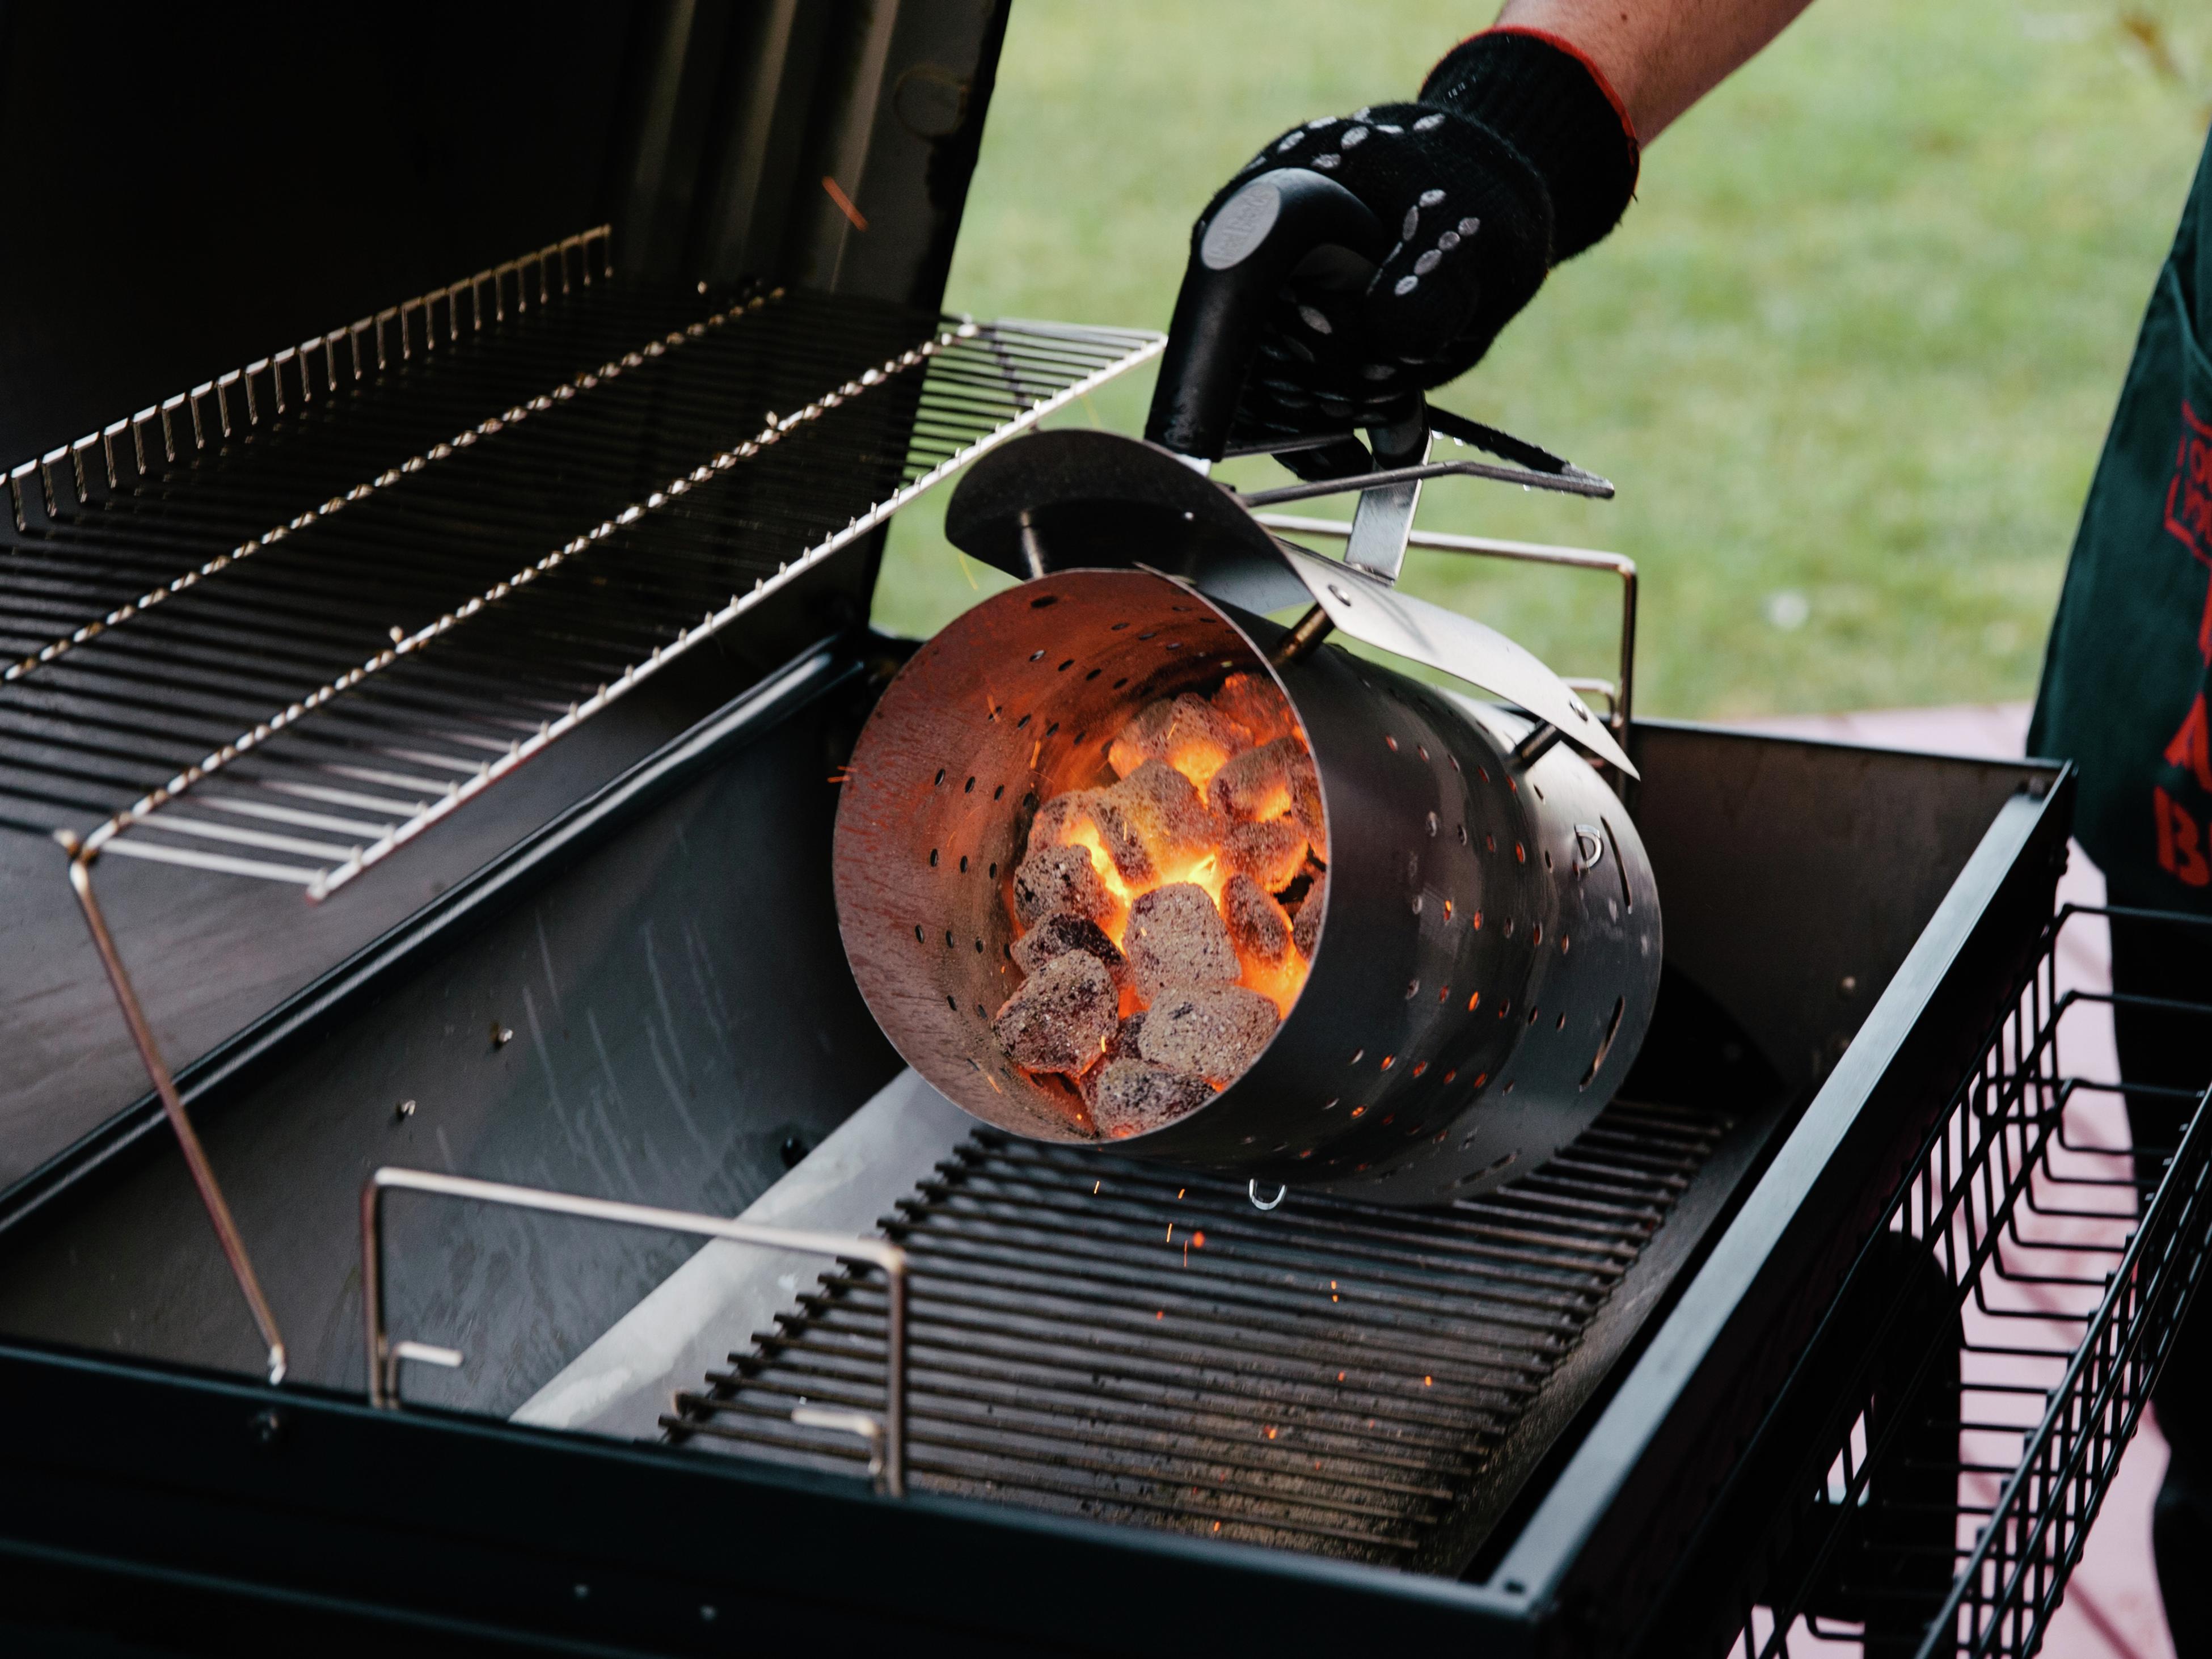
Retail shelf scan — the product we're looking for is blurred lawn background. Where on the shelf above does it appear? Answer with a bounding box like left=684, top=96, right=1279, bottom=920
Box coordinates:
left=873, top=0, right=2212, bottom=718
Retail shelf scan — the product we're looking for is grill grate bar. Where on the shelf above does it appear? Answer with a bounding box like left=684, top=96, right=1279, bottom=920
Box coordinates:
left=666, top=1099, right=1728, bottom=1564
left=810, top=1253, right=1582, bottom=1369
left=757, top=1301, right=1548, bottom=1415
left=695, top=1366, right=1481, bottom=1475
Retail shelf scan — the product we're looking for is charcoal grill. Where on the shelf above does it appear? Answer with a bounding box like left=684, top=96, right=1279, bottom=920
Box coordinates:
left=0, top=10, right=2205, bottom=1659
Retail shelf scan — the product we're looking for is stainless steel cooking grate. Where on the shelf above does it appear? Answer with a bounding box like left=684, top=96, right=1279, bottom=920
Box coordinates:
left=663, top=1097, right=1730, bottom=1566
left=0, top=229, right=1160, bottom=897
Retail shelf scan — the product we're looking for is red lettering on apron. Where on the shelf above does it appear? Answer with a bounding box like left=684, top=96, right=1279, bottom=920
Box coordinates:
left=2155, top=784, right=2212, bottom=886
left=2164, top=403, right=2212, bottom=661
left=2165, top=693, right=2212, bottom=791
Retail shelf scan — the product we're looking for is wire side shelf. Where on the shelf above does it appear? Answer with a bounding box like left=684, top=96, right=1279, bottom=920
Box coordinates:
left=1730, top=903, right=2212, bottom=1658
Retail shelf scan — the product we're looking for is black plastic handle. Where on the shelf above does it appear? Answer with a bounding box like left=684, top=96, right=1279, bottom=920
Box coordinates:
left=1143, top=168, right=1388, bottom=461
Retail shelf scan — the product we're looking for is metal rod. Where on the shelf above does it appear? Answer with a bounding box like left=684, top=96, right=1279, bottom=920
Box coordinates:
left=1515, top=724, right=1563, bottom=768
left=1237, top=457, right=1614, bottom=507
left=1268, top=604, right=1335, bottom=668
left=360, top=1165, right=909, bottom=1497
left=54, top=834, right=287, bottom=1384
left=1255, top=515, right=1639, bottom=737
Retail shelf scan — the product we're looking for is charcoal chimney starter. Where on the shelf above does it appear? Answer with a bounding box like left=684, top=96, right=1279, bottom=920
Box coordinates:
left=834, top=567, right=1660, bottom=1204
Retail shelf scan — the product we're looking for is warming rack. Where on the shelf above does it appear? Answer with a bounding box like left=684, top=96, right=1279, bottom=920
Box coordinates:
left=0, top=231, right=1160, bottom=899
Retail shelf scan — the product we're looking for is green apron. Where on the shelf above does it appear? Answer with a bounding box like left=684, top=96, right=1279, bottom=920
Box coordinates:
left=2031, top=133, right=2212, bottom=908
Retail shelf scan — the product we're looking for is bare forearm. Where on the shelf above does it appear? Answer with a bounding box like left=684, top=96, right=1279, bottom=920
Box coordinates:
left=1492, top=0, right=1814, bottom=139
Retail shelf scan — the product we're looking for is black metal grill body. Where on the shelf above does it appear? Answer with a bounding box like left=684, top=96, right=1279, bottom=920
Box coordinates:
left=0, top=676, right=2088, bottom=1654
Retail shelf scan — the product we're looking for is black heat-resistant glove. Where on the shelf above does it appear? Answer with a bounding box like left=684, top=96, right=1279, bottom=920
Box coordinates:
left=1200, top=29, right=1640, bottom=455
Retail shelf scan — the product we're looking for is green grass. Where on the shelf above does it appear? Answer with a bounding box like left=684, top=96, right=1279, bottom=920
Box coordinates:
left=873, top=1, right=2212, bottom=717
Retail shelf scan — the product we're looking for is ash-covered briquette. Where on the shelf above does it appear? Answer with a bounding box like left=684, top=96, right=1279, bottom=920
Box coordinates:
left=1012, top=843, right=1109, bottom=928
left=1139, top=985, right=1281, bottom=1081
left=1029, top=788, right=1158, bottom=888
left=1108, top=693, right=1249, bottom=786
left=1089, top=1058, right=1214, bottom=1138
left=1107, top=1009, right=1147, bottom=1062
left=1078, top=1012, right=1149, bottom=1104
left=1221, top=872, right=1293, bottom=965
left=1026, top=791, right=1096, bottom=860
left=1208, top=736, right=1327, bottom=861
left=1284, top=744, right=1327, bottom=860
left=1222, top=817, right=1308, bottom=891
left=1011, top=913, right=1128, bottom=985
left=1206, top=739, right=1291, bottom=823
left=1086, top=795, right=1158, bottom=887
left=1292, top=869, right=1327, bottom=960
left=1109, top=758, right=1222, bottom=864
left=1211, top=671, right=1297, bottom=748
left=1124, top=882, right=1239, bottom=1002
left=991, top=951, right=1118, bottom=1074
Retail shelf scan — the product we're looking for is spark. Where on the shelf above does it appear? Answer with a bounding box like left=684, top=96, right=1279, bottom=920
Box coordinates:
left=1424, top=1375, right=1433, bottom=1387
left=1093, top=1180, right=1100, bottom=1194
left=1165, top=1223, right=1173, bottom=1242
left=1191, top=1230, right=1205, bottom=1248
left=820, top=175, right=868, bottom=231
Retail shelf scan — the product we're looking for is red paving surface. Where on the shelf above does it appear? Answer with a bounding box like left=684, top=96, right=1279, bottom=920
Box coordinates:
left=1739, top=705, right=2172, bottom=1658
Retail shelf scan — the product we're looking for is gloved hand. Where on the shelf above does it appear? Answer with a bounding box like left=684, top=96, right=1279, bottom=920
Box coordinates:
left=1197, top=30, right=1640, bottom=455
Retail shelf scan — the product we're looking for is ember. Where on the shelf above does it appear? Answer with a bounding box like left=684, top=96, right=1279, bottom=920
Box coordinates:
left=987, top=672, right=1324, bottom=1137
